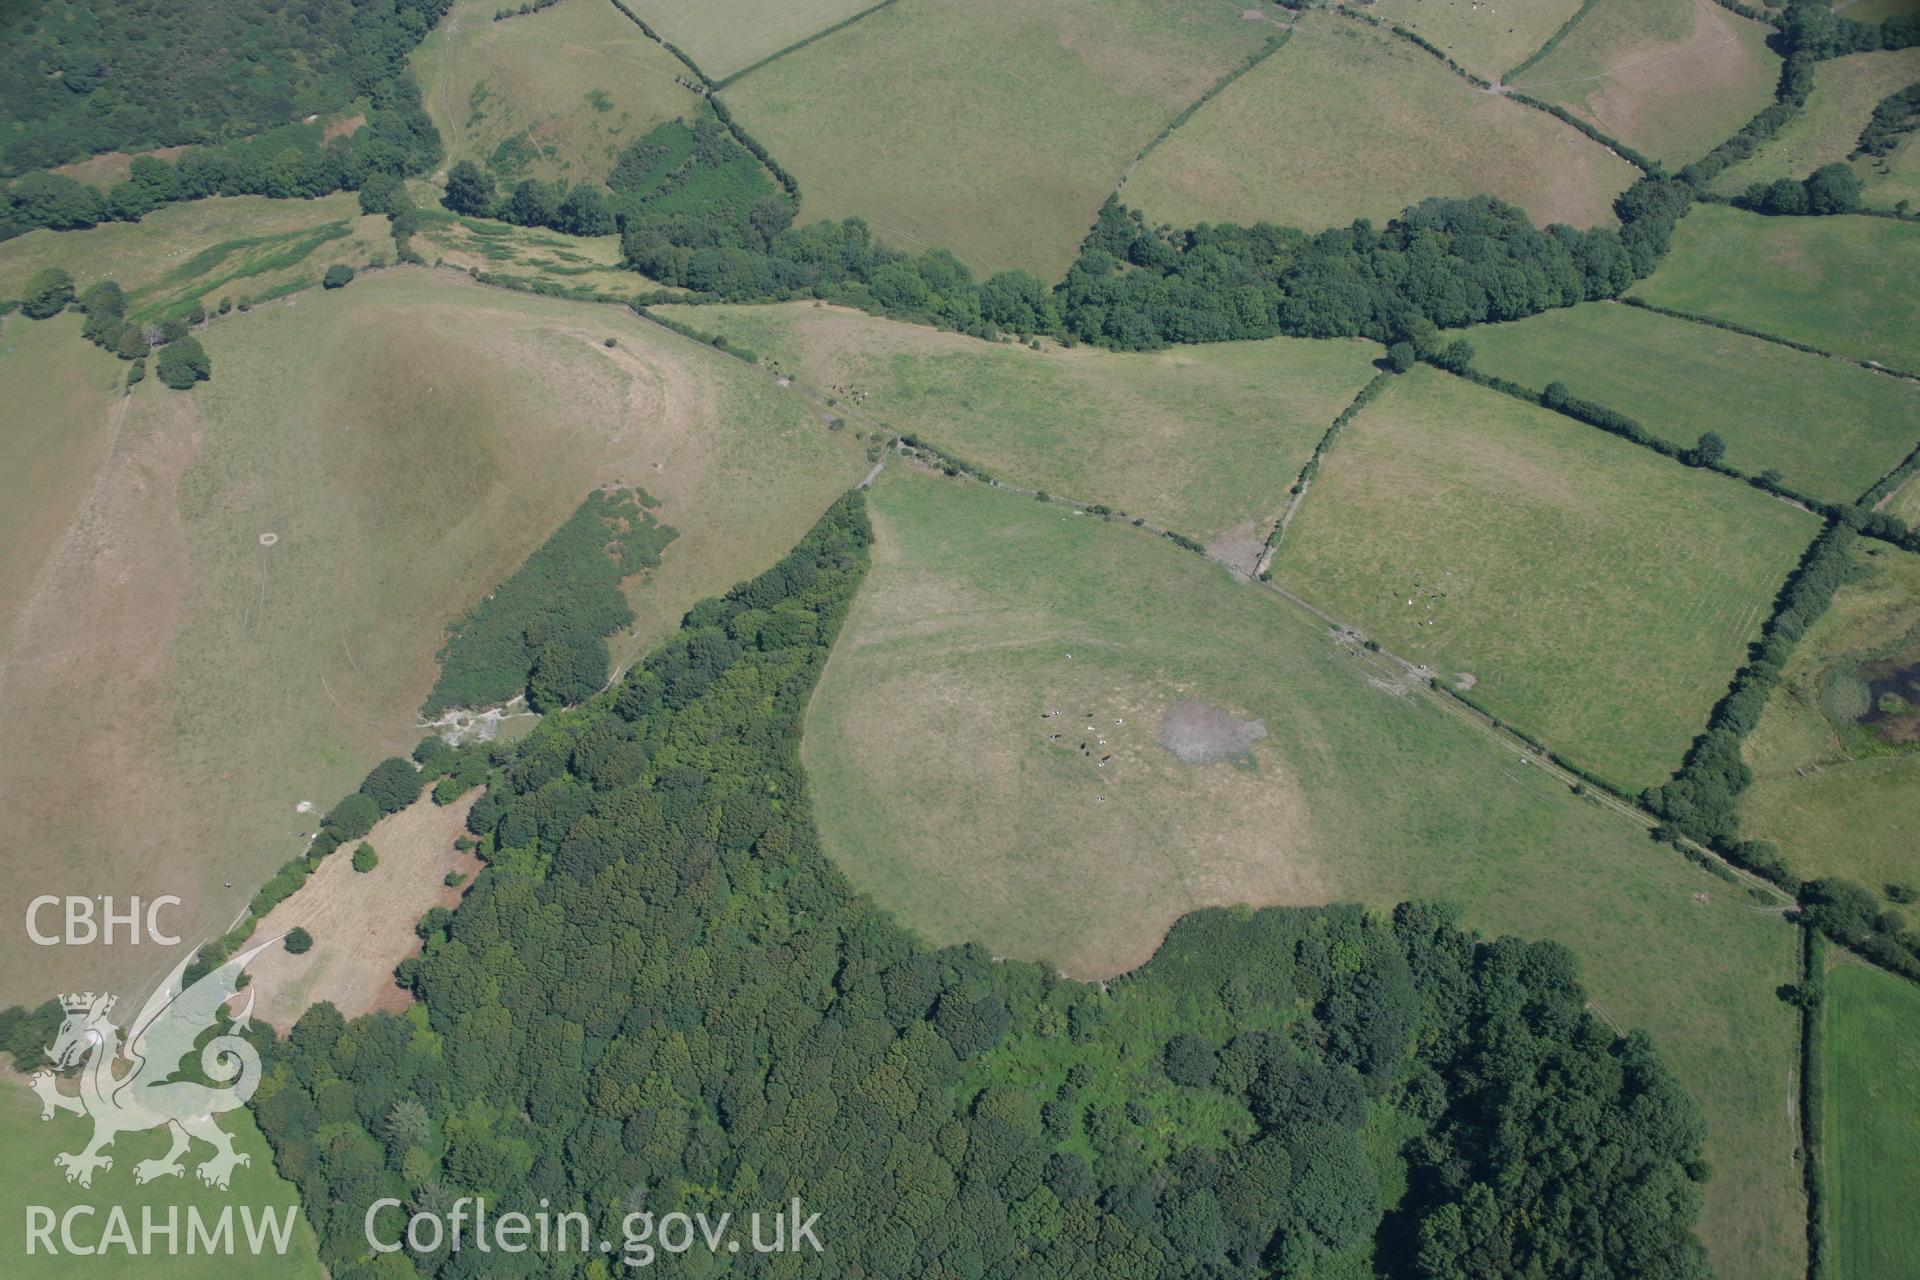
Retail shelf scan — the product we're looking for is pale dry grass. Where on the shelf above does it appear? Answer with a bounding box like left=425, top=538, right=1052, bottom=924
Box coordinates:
left=0, top=269, right=863, bottom=1007
left=241, top=787, right=483, bottom=1026
left=1509, top=0, right=1781, bottom=164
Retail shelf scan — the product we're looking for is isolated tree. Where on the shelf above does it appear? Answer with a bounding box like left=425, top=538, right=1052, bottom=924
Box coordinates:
left=284, top=927, right=314, bottom=954
left=352, top=842, right=380, bottom=873
left=443, top=161, right=497, bottom=216
left=358, top=171, right=401, bottom=217
left=323, top=263, right=356, bottom=289
left=155, top=335, right=211, bottom=389
left=1386, top=342, right=1417, bottom=373
left=1688, top=431, right=1727, bottom=468
left=21, top=267, right=75, bottom=319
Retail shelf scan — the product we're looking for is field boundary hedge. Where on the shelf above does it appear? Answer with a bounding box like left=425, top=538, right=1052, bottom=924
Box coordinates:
left=1617, top=296, right=1920, bottom=382
left=712, top=0, right=907, bottom=90
left=1121, top=29, right=1293, bottom=190
left=1503, top=0, right=1604, bottom=84
left=604, top=0, right=714, bottom=87
left=1444, top=362, right=1831, bottom=508
left=1259, top=369, right=1393, bottom=573
left=1800, top=926, right=1830, bottom=1280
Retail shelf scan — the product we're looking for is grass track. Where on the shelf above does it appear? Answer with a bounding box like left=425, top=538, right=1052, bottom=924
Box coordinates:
left=0, top=269, right=864, bottom=1009
left=1464, top=301, right=1920, bottom=502
left=1630, top=203, right=1920, bottom=371
left=649, top=301, right=1382, bottom=550
left=1824, top=961, right=1920, bottom=1280
left=1125, top=14, right=1635, bottom=234
left=805, top=465, right=1802, bottom=1277
left=1740, top=542, right=1920, bottom=892
left=723, top=0, right=1275, bottom=277
left=0, top=315, right=125, bottom=652
left=1506, top=0, right=1781, bottom=164
left=1275, top=367, right=1818, bottom=792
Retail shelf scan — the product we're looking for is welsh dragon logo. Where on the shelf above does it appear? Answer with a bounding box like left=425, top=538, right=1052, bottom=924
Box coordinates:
left=28, top=938, right=277, bottom=1191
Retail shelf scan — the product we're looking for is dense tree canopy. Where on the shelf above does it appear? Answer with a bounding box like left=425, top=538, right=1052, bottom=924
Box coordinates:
left=0, top=0, right=452, bottom=176
left=423, top=488, right=678, bottom=715
left=239, top=495, right=1712, bottom=1279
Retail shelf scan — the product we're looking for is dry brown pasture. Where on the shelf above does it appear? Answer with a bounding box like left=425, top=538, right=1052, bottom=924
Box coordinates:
left=1507, top=0, right=1781, bottom=164
left=0, top=268, right=864, bottom=1008
left=1124, top=15, right=1637, bottom=234
left=241, top=787, right=483, bottom=1027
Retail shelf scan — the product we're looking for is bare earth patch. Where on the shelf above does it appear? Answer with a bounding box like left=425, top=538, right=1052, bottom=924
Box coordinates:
left=1156, top=699, right=1270, bottom=764
left=240, top=786, right=484, bottom=1027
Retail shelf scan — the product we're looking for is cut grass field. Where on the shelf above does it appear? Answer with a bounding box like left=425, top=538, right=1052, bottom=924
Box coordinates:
left=1823, top=960, right=1920, bottom=1280
left=0, top=1086, right=321, bottom=1277
left=623, top=0, right=886, bottom=81
left=0, top=314, right=124, bottom=652
left=412, top=0, right=701, bottom=185
left=1708, top=48, right=1920, bottom=202
left=804, top=465, right=1803, bottom=1277
left=650, top=301, right=1381, bottom=561
left=722, top=0, right=1275, bottom=277
left=0, top=194, right=392, bottom=323
left=1631, top=204, right=1920, bottom=371
left=1740, top=543, right=1920, bottom=892
left=242, top=786, right=483, bottom=1028
left=1506, top=0, right=1781, bottom=165
left=1274, top=366, right=1818, bottom=792
left=1463, top=302, right=1920, bottom=502
left=0, top=268, right=865, bottom=1010
left=1125, top=15, right=1635, bottom=234
left=1368, top=0, right=1591, bottom=81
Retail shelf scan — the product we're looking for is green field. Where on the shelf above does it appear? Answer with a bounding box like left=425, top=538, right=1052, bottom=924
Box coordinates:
left=1740, top=543, right=1920, bottom=892
left=1710, top=48, right=1920, bottom=203
left=0, top=195, right=393, bottom=322
left=1126, top=15, right=1634, bottom=234
left=1890, top=470, right=1920, bottom=522
left=1369, top=0, right=1590, bottom=81
left=805, top=466, right=1802, bottom=1277
left=413, top=0, right=702, bottom=185
left=1836, top=0, right=1920, bottom=23
left=723, top=0, right=1274, bottom=277
left=1824, top=961, right=1920, bottom=1280
left=1507, top=0, right=1782, bottom=164
left=0, top=268, right=864, bottom=1009
left=1631, top=203, right=1920, bottom=372
left=650, top=301, right=1381, bottom=559
left=625, top=0, right=886, bottom=80
left=409, top=200, right=666, bottom=297
left=0, top=1087, right=320, bottom=1277
left=1275, top=367, right=1818, bottom=792
left=1463, top=302, right=1920, bottom=502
